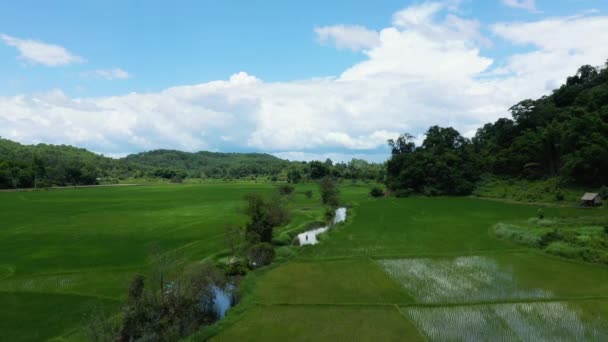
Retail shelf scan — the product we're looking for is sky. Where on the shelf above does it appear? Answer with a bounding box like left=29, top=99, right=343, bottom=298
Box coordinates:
left=1, top=0, right=608, bottom=162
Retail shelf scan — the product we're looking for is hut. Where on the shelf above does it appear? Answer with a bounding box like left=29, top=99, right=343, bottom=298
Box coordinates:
left=581, top=193, right=602, bottom=207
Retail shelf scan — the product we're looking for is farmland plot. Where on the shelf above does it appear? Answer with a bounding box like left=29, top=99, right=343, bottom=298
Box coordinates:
left=379, top=256, right=551, bottom=303
left=405, top=302, right=608, bottom=341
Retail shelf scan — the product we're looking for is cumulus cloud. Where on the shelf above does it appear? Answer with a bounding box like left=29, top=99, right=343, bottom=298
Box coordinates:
left=315, top=25, right=380, bottom=51
left=502, top=0, right=537, bottom=12
left=2, top=2, right=608, bottom=161
left=89, top=68, right=131, bottom=80
left=491, top=15, right=608, bottom=90
left=0, top=34, right=84, bottom=66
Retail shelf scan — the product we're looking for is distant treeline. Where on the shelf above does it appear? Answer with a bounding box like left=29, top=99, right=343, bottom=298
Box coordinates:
left=387, top=61, right=608, bottom=196
left=0, top=140, right=382, bottom=189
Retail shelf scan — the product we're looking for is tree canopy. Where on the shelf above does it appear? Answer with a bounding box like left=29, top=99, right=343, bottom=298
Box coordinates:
left=387, top=62, right=608, bottom=194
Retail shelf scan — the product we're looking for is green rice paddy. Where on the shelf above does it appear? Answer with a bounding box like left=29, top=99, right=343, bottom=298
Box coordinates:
left=2, top=183, right=608, bottom=341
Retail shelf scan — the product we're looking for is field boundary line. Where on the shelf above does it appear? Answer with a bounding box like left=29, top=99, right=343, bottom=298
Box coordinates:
left=251, top=296, right=608, bottom=309
left=293, top=248, right=531, bottom=263
left=394, top=304, right=428, bottom=342
left=0, top=289, right=121, bottom=302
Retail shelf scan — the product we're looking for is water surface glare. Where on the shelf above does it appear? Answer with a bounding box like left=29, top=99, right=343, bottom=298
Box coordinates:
left=297, top=207, right=346, bottom=245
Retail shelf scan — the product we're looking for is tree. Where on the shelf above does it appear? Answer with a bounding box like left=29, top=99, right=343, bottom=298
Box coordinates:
left=244, top=193, right=290, bottom=243
left=224, top=225, right=243, bottom=256
left=388, top=134, right=416, bottom=155
left=286, top=167, right=302, bottom=183
left=309, top=161, right=330, bottom=179
left=319, top=177, right=339, bottom=207
left=386, top=127, right=479, bottom=195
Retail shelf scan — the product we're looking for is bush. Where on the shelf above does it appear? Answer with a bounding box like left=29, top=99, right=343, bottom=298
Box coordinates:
left=223, top=260, right=248, bottom=276
left=304, top=190, right=313, bottom=199
left=493, top=223, right=540, bottom=247
left=537, top=208, right=545, bottom=220
left=247, top=243, right=275, bottom=267
left=538, top=229, right=563, bottom=248
left=324, top=207, right=336, bottom=223
left=277, top=184, right=295, bottom=196
left=555, top=191, right=565, bottom=201
left=370, top=186, right=384, bottom=198
left=600, top=186, right=608, bottom=200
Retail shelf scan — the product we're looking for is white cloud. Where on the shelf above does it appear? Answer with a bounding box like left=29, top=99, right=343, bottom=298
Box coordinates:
left=0, top=34, right=84, bottom=66
left=502, top=0, right=537, bottom=12
left=90, top=68, right=131, bottom=80
left=491, top=15, right=608, bottom=90
left=2, top=3, right=608, bottom=161
left=315, top=25, right=380, bottom=51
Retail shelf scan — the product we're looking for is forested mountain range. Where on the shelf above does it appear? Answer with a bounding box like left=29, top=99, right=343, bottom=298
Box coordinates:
left=387, top=62, right=608, bottom=195
left=0, top=139, right=382, bottom=189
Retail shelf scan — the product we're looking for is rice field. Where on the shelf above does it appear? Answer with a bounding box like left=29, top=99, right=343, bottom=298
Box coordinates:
left=406, top=301, right=608, bottom=341
left=379, top=256, right=551, bottom=303
left=3, top=183, right=608, bottom=341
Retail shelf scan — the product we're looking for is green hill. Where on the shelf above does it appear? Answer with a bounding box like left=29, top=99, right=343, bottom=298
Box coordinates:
left=123, top=149, right=289, bottom=179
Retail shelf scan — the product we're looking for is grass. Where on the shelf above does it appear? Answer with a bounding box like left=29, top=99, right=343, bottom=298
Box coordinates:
left=297, top=196, right=589, bottom=259
left=405, top=300, right=608, bottom=341
left=250, top=259, right=413, bottom=304
left=3, top=181, right=608, bottom=341
left=210, top=194, right=608, bottom=341
left=492, top=215, right=608, bottom=265
left=379, top=256, right=551, bottom=304
left=208, top=305, right=425, bottom=342
left=0, top=292, right=118, bottom=342
left=0, top=181, right=342, bottom=340
left=473, top=175, right=595, bottom=204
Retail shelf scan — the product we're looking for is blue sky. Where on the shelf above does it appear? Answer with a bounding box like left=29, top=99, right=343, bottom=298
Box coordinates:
left=1, top=0, right=608, bottom=161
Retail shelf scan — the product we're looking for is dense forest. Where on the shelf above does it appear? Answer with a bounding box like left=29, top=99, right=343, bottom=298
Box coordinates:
left=387, top=61, right=608, bottom=195
left=0, top=140, right=382, bottom=189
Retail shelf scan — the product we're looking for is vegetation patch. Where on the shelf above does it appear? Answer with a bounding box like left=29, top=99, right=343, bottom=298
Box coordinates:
left=209, top=305, right=425, bottom=342
left=406, top=301, right=608, bottom=341
left=379, top=256, right=551, bottom=303
left=492, top=216, right=608, bottom=265
left=251, top=259, right=412, bottom=305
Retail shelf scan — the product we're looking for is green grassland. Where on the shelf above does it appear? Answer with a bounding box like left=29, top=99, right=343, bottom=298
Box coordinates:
left=0, top=182, right=339, bottom=341
left=209, top=195, right=608, bottom=341
left=2, top=182, right=608, bottom=341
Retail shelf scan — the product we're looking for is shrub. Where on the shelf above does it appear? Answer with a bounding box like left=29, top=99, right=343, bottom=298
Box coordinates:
left=600, top=186, right=608, bottom=200
left=538, top=229, right=563, bottom=248
left=555, top=191, right=565, bottom=201
left=277, top=184, right=295, bottom=196
left=370, top=186, right=384, bottom=198
left=224, top=260, right=247, bottom=276
left=324, top=207, right=336, bottom=223
left=304, top=190, right=313, bottom=199
left=493, top=223, right=540, bottom=247
left=247, top=243, right=275, bottom=267
left=537, top=209, right=545, bottom=220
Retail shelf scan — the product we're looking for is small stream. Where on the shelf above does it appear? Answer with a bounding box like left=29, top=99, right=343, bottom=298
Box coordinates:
left=297, top=207, right=347, bottom=245
left=211, top=284, right=235, bottom=319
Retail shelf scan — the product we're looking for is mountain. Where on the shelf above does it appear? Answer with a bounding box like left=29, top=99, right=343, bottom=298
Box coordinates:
left=122, top=149, right=289, bottom=179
